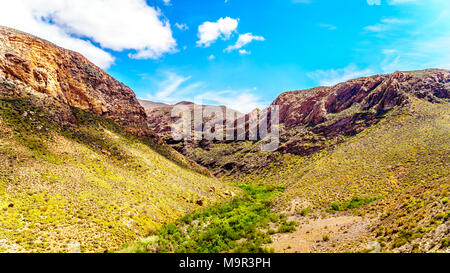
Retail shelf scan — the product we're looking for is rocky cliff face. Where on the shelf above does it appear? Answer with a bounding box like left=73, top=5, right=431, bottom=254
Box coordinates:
left=138, top=99, right=242, bottom=141
left=142, top=69, right=450, bottom=145
left=273, top=69, right=450, bottom=129
left=155, top=69, right=449, bottom=175
left=0, top=26, right=149, bottom=135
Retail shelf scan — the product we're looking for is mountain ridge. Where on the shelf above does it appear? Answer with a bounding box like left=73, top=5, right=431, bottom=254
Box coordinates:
left=153, top=68, right=449, bottom=175
left=0, top=26, right=149, bottom=136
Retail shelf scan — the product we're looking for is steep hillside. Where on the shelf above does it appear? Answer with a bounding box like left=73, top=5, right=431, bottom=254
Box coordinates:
left=138, top=70, right=449, bottom=253
left=171, top=69, right=449, bottom=175
left=126, top=97, right=450, bottom=253
left=0, top=27, right=236, bottom=253
left=248, top=97, right=449, bottom=210
left=0, top=26, right=148, bottom=136
left=234, top=97, right=449, bottom=253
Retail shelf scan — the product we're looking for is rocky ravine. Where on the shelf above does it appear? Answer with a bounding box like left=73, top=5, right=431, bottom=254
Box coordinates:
left=0, top=26, right=148, bottom=136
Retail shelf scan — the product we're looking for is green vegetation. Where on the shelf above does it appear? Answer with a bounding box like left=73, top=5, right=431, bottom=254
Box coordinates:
left=125, top=95, right=449, bottom=253
left=123, top=183, right=296, bottom=253
left=237, top=98, right=450, bottom=214
left=1, top=80, right=448, bottom=253
left=300, top=207, right=310, bottom=216
left=277, top=220, right=297, bottom=233
left=373, top=179, right=449, bottom=251
left=330, top=196, right=380, bottom=211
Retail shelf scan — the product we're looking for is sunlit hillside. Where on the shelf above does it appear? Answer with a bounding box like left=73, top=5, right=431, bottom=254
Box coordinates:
left=0, top=85, right=236, bottom=253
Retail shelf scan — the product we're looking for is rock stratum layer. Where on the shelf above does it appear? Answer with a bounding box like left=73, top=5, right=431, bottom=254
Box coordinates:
left=273, top=69, right=449, bottom=129
left=154, top=69, right=450, bottom=175
left=138, top=99, right=242, bottom=141
left=0, top=26, right=148, bottom=135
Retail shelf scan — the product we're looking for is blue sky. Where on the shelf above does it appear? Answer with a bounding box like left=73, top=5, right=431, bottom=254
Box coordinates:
left=1, top=0, right=450, bottom=112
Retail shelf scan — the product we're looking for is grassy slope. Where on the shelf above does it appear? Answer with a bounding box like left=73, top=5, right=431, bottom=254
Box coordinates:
left=232, top=97, right=449, bottom=252
left=238, top=97, right=449, bottom=212
left=0, top=93, right=236, bottom=253
left=366, top=178, right=449, bottom=252
left=126, top=96, right=448, bottom=253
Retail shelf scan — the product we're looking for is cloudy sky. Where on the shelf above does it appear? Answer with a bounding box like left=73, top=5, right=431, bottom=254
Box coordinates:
left=1, top=0, right=449, bottom=113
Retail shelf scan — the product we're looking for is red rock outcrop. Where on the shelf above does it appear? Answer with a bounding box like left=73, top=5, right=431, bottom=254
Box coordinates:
left=0, top=26, right=149, bottom=136
left=273, top=69, right=450, bottom=130
left=141, top=69, right=449, bottom=174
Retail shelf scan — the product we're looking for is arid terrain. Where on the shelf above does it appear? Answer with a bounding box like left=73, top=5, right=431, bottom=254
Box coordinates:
left=0, top=26, right=448, bottom=253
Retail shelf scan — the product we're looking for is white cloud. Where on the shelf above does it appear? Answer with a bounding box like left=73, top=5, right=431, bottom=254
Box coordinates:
left=367, top=0, right=423, bottom=5
left=198, top=91, right=266, bottom=113
left=415, top=36, right=450, bottom=69
left=318, top=24, right=337, bottom=30
left=238, top=49, right=251, bottom=55
left=208, top=54, right=216, bottom=60
left=0, top=0, right=177, bottom=68
left=175, top=23, right=189, bottom=31
left=388, top=0, right=420, bottom=4
left=145, top=71, right=205, bottom=104
left=365, top=4, right=450, bottom=73
left=367, top=0, right=381, bottom=5
left=197, top=17, right=239, bottom=47
left=364, top=18, right=411, bottom=32
left=380, top=18, right=411, bottom=24
left=154, top=72, right=192, bottom=100
left=225, top=33, right=265, bottom=52
left=308, top=64, right=375, bottom=86
left=364, top=24, right=387, bottom=32
left=145, top=71, right=266, bottom=113
left=162, top=0, right=171, bottom=6
left=382, top=49, right=398, bottom=54
left=379, top=33, right=450, bottom=73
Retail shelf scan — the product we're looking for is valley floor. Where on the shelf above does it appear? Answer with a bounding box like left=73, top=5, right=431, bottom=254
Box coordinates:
left=267, top=214, right=372, bottom=253
left=123, top=178, right=449, bottom=253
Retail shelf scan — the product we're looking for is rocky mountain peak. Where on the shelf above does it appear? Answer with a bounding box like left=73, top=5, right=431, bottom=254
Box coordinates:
left=0, top=26, right=149, bottom=136
left=273, top=69, right=449, bottom=130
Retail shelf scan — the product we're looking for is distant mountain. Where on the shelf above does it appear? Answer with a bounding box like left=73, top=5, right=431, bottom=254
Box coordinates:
left=137, top=99, right=169, bottom=110
left=138, top=98, right=242, bottom=141
left=165, top=69, right=449, bottom=253
left=167, top=69, right=449, bottom=174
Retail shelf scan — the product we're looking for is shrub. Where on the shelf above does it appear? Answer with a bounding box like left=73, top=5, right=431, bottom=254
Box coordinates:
left=441, top=238, right=449, bottom=248
left=277, top=221, right=297, bottom=233
left=331, top=203, right=340, bottom=211
left=300, top=208, right=310, bottom=216
left=331, top=196, right=379, bottom=211
left=130, top=183, right=286, bottom=253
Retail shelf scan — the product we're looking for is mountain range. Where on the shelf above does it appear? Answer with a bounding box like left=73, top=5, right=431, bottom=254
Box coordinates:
left=0, top=26, right=448, bottom=253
